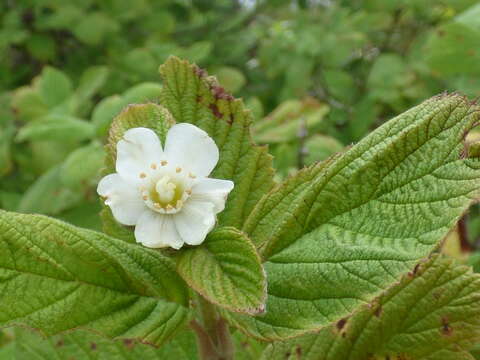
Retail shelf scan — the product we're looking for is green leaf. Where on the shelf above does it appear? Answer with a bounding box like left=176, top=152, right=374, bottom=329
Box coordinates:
left=92, top=95, right=126, bottom=136
left=253, top=99, right=329, bottom=144
left=213, top=66, right=246, bottom=93
left=261, top=255, right=480, bottom=360
left=76, top=66, right=109, bottom=104
left=38, top=67, right=73, bottom=108
left=11, top=86, right=49, bottom=122
left=304, top=134, right=344, bottom=165
left=17, top=164, right=83, bottom=215
left=122, top=82, right=163, bottom=104
left=13, top=327, right=198, bottom=360
left=101, top=103, right=175, bottom=241
left=0, top=211, right=189, bottom=346
left=73, top=12, right=119, bottom=45
left=159, top=56, right=274, bottom=229
left=60, top=142, right=105, bottom=189
left=177, top=227, right=267, bottom=314
left=226, top=94, right=480, bottom=340
left=16, top=115, right=94, bottom=143
left=425, top=23, right=480, bottom=76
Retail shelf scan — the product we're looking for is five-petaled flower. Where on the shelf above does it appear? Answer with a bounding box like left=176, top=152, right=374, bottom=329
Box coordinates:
left=97, top=124, right=234, bottom=249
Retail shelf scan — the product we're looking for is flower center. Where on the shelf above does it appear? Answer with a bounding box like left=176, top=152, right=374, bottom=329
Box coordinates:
left=140, top=164, right=195, bottom=214
left=155, top=175, right=176, bottom=204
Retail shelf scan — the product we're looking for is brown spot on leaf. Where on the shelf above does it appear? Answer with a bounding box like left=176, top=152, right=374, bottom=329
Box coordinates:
left=123, top=339, right=135, bottom=349
left=194, top=66, right=207, bottom=78
left=90, top=342, right=97, bottom=350
left=441, top=317, right=453, bottom=336
left=196, top=95, right=202, bottom=103
left=212, top=85, right=234, bottom=101
left=374, top=305, right=382, bottom=317
left=408, top=263, right=420, bottom=277
left=56, top=339, right=64, bottom=347
left=209, top=103, right=222, bottom=118
left=296, top=346, right=302, bottom=357
left=337, top=318, right=347, bottom=330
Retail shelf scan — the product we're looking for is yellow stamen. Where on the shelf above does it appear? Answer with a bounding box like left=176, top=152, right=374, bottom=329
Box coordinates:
left=176, top=167, right=182, bottom=173
left=142, top=195, right=148, bottom=201
left=186, top=189, right=192, bottom=195
left=151, top=163, right=157, bottom=170
left=139, top=172, right=147, bottom=178
left=166, top=204, right=174, bottom=211
left=189, top=173, right=196, bottom=179
left=154, top=202, right=161, bottom=208
left=161, top=160, right=168, bottom=166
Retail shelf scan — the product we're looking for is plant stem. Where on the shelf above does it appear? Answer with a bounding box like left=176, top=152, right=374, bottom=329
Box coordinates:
left=191, top=294, right=234, bottom=360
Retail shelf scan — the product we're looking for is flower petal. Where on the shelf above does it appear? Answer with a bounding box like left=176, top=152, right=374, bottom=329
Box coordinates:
left=116, top=127, right=163, bottom=184
left=97, top=173, right=145, bottom=226
left=134, top=211, right=184, bottom=249
left=191, top=178, right=234, bottom=213
left=174, top=200, right=216, bottom=246
left=164, top=123, right=219, bottom=177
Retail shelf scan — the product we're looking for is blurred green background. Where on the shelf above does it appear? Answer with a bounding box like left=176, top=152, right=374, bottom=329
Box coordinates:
left=3, top=0, right=480, bottom=357
left=2, top=0, right=480, bottom=250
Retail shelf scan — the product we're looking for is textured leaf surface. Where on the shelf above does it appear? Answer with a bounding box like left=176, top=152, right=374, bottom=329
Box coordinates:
left=101, top=103, right=175, bottom=242
left=159, top=56, right=274, bottom=229
left=177, top=227, right=266, bottom=314
left=14, top=327, right=198, bottom=360
left=262, top=256, right=480, bottom=360
left=227, top=94, right=480, bottom=340
left=0, top=211, right=189, bottom=346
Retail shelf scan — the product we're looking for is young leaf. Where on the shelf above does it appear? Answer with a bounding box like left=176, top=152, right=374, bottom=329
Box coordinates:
left=227, top=94, right=480, bottom=340
left=159, top=56, right=274, bottom=229
left=261, top=255, right=480, bottom=360
left=176, top=227, right=267, bottom=314
left=14, top=327, right=198, bottom=360
left=0, top=211, right=190, bottom=346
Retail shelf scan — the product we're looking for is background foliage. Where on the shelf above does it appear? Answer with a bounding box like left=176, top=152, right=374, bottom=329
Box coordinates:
left=2, top=0, right=480, bottom=358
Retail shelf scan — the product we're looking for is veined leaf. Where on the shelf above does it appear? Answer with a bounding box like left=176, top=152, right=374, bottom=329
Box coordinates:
left=176, top=227, right=267, bottom=314
left=0, top=211, right=189, bottom=346
left=261, top=255, right=480, bottom=360
left=14, top=327, right=198, bottom=360
left=226, top=94, right=480, bottom=340
left=159, top=56, right=274, bottom=229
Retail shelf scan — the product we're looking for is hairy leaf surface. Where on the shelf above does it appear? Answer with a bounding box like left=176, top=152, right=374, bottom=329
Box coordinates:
left=227, top=94, right=480, bottom=340
left=159, top=56, right=274, bottom=229
left=0, top=211, right=189, bottom=346
left=14, top=327, right=198, bottom=360
left=262, top=256, right=480, bottom=360
left=177, top=227, right=266, bottom=314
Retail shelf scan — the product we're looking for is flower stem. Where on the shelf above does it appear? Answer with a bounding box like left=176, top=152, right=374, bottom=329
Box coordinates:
left=191, top=294, right=234, bottom=360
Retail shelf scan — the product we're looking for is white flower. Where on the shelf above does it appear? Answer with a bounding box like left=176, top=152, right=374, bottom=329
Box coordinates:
left=97, top=124, right=234, bottom=249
